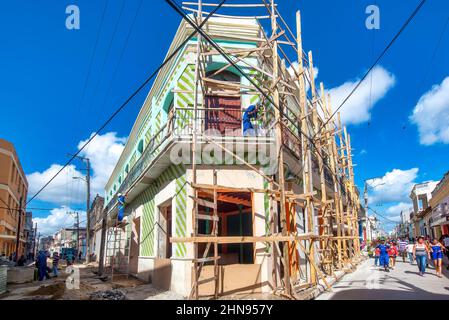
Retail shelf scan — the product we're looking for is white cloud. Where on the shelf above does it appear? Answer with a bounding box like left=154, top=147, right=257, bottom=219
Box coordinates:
left=287, top=61, right=319, bottom=92
left=77, top=132, right=127, bottom=196
left=368, top=168, right=419, bottom=205
left=410, top=76, right=449, bottom=145
left=32, top=206, right=86, bottom=236
left=27, top=132, right=126, bottom=205
left=27, top=164, right=85, bottom=205
left=327, top=65, right=395, bottom=125
left=386, top=202, right=413, bottom=217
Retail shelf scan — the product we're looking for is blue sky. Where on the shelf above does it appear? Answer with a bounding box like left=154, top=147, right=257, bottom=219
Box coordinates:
left=1, top=0, right=448, bottom=234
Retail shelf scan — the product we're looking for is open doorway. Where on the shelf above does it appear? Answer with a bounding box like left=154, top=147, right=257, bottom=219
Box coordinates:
left=197, top=191, right=253, bottom=265
left=158, top=201, right=172, bottom=259
left=129, top=216, right=140, bottom=275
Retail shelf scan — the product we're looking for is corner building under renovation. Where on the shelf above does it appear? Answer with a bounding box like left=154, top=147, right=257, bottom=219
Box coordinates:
left=103, top=0, right=363, bottom=299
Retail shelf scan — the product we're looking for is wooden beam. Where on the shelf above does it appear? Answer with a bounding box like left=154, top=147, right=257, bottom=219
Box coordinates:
left=171, top=233, right=319, bottom=243
left=190, top=196, right=217, bottom=209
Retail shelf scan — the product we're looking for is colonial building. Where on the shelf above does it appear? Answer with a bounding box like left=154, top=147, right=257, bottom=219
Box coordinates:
left=429, top=171, right=449, bottom=238
left=89, top=195, right=104, bottom=262
left=103, top=8, right=361, bottom=297
left=409, top=181, right=438, bottom=238
left=0, top=139, right=28, bottom=258
left=24, top=212, right=35, bottom=258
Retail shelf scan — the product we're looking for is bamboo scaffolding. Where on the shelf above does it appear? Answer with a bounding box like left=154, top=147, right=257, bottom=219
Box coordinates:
left=174, top=0, right=362, bottom=300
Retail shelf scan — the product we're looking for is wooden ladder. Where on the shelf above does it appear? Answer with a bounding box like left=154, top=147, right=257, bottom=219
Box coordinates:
left=189, top=170, right=220, bottom=299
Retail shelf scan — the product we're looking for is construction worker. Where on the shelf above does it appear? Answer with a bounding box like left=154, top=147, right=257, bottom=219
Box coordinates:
left=376, top=238, right=390, bottom=272
left=36, top=250, right=49, bottom=281
left=117, top=193, right=126, bottom=222
left=242, top=103, right=261, bottom=136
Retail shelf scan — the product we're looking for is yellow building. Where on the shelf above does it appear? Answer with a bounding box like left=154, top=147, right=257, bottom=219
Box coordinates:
left=0, top=139, right=28, bottom=258
left=430, top=171, right=449, bottom=238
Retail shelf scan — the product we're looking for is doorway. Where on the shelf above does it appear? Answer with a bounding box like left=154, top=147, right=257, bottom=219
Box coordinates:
left=197, top=191, right=253, bottom=265
left=158, top=203, right=172, bottom=259
left=129, top=216, right=140, bottom=275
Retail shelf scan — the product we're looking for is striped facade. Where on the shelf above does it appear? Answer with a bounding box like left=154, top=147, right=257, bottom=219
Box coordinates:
left=134, top=164, right=187, bottom=257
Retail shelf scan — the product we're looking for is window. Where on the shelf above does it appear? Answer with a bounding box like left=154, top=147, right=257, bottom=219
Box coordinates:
left=118, top=176, right=122, bottom=184
left=125, top=164, right=129, bottom=174
left=137, top=139, right=144, bottom=155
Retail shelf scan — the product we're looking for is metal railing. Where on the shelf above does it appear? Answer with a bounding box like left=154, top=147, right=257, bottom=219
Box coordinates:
left=173, top=107, right=275, bottom=137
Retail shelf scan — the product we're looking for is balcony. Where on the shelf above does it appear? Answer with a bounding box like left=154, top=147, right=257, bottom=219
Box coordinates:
left=106, top=106, right=277, bottom=212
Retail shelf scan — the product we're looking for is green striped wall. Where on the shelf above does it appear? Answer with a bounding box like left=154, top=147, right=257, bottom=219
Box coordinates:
left=135, top=164, right=187, bottom=257
left=175, top=64, right=195, bottom=132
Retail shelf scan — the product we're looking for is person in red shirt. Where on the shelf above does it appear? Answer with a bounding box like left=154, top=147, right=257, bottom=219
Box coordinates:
left=388, top=242, right=399, bottom=269
left=374, top=247, right=381, bottom=267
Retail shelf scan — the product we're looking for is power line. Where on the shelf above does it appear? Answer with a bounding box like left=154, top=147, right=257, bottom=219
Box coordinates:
left=71, top=0, right=109, bottom=135
left=316, top=0, right=427, bottom=136
left=26, top=1, right=226, bottom=205
left=94, top=0, right=144, bottom=127
left=368, top=206, right=398, bottom=224
left=166, top=0, right=349, bottom=191
left=86, top=0, right=127, bottom=123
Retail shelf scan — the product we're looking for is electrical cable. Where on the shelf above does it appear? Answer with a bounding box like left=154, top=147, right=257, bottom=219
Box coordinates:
left=316, top=0, right=427, bottom=136
left=71, top=0, right=110, bottom=136
left=26, top=1, right=226, bottom=205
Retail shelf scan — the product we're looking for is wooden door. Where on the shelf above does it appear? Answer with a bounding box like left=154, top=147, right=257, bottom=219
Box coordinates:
left=205, top=96, right=241, bottom=136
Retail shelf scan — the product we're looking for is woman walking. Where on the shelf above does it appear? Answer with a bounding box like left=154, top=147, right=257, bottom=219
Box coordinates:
left=430, top=239, right=446, bottom=278
left=388, top=242, right=398, bottom=269
left=413, top=236, right=431, bottom=276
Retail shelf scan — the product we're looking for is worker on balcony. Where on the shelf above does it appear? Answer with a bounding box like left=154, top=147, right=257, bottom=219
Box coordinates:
left=242, top=103, right=261, bottom=136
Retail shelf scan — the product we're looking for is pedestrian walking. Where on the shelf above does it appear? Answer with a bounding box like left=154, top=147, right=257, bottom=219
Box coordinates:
left=430, top=239, right=446, bottom=278
left=52, top=252, right=60, bottom=278
left=36, top=251, right=49, bottom=281
left=413, top=236, right=431, bottom=276
left=406, top=241, right=415, bottom=264
left=397, top=238, right=408, bottom=263
left=377, top=239, right=390, bottom=272
left=374, top=247, right=380, bottom=267
left=388, top=242, right=398, bottom=269
left=442, top=234, right=449, bottom=270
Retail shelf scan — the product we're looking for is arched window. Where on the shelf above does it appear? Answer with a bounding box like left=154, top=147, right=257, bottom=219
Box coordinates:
left=125, top=164, right=129, bottom=174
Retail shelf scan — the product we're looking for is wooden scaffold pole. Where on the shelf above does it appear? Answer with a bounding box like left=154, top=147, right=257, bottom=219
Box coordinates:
left=270, top=0, right=291, bottom=297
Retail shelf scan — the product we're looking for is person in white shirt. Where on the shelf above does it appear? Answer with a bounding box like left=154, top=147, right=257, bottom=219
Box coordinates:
left=442, top=234, right=449, bottom=270
left=406, top=242, right=415, bottom=264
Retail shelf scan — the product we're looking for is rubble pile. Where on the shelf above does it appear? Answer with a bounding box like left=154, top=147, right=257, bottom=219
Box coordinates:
left=89, top=289, right=127, bottom=300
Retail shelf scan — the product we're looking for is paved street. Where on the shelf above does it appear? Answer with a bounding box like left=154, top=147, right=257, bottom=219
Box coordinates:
left=317, top=257, right=449, bottom=300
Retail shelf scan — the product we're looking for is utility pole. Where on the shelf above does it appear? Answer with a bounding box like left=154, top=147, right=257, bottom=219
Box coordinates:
left=14, top=196, right=23, bottom=265
left=74, top=211, right=80, bottom=255
left=85, top=159, right=91, bottom=262
left=32, top=223, right=37, bottom=259
left=36, top=232, right=41, bottom=253
left=70, top=154, right=91, bottom=263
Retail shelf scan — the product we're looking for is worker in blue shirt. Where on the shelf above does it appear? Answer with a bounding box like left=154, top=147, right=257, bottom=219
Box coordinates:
left=242, top=103, right=261, bottom=136
left=118, top=193, right=126, bottom=222
left=376, top=238, right=391, bottom=272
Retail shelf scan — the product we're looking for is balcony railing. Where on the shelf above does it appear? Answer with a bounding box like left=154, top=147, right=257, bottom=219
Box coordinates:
left=106, top=106, right=278, bottom=208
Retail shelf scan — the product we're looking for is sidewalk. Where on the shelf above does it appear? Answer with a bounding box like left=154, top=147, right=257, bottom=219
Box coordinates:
left=317, top=257, right=449, bottom=300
